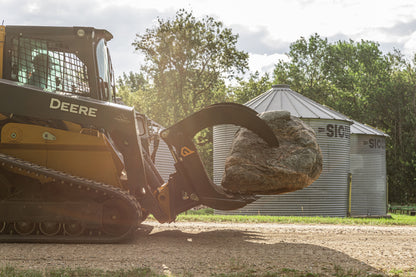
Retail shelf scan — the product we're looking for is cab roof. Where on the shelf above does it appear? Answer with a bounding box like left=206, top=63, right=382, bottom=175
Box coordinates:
left=5, top=25, right=113, bottom=41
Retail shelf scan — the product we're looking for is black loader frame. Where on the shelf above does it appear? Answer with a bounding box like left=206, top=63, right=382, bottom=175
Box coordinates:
left=0, top=79, right=278, bottom=223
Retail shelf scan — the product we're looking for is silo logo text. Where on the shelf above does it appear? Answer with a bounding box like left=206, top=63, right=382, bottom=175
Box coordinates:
left=318, top=124, right=349, bottom=138
left=368, top=138, right=385, bottom=149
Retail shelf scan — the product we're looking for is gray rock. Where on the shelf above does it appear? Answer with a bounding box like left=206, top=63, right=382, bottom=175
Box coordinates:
left=221, top=111, right=322, bottom=195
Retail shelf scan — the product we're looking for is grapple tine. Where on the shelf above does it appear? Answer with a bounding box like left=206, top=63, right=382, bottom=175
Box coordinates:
left=161, top=103, right=278, bottom=148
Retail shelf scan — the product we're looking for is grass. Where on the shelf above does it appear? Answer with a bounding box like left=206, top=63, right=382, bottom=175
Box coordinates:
left=173, top=208, right=416, bottom=226
left=0, top=266, right=389, bottom=277
left=0, top=266, right=161, bottom=277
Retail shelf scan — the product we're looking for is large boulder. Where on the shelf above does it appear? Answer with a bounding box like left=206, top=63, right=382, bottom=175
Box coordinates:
left=221, top=111, right=322, bottom=195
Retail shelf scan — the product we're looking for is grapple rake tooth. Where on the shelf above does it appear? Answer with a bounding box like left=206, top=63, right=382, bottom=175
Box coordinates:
left=161, top=102, right=278, bottom=148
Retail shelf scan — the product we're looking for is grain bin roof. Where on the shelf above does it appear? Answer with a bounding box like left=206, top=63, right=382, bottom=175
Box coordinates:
left=245, top=84, right=352, bottom=122
left=350, top=120, right=388, bottom=136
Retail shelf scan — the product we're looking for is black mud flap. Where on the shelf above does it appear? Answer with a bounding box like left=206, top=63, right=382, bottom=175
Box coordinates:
left=160, top=103, right=278, bottom=214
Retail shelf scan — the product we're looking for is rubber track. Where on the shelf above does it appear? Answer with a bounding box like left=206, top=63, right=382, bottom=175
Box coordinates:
left=0, top=153, right=142, bottom=243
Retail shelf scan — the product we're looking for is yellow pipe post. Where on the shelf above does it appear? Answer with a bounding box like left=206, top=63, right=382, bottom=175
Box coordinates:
left=0, top=25, right=5, bottom=78
left=347, top=172, right=352, bottom=217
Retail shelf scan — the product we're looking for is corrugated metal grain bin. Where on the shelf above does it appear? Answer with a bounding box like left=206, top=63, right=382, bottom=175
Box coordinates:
left=149, top=123, right=176, bottom=182
left=214, top=85, right=352, bottom=217
left=152, top=139, right=176, bottom=182
left=350, top=121, right=388, bottom=216
left=213, top=124, right=239, bottom=185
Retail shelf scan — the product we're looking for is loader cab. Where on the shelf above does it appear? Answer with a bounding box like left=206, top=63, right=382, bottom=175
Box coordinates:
left=1, top=25, right=116, bottom=102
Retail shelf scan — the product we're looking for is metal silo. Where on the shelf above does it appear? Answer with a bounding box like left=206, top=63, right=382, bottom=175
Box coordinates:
left=214, top=84, right=352, bottom=217
left=213, top=124, right=239, bottom=185
left=349, top=121, right=388, bottom=216
left=152, top=139, right=176, bottom=182
left=148, top=122, right=176, bottom=183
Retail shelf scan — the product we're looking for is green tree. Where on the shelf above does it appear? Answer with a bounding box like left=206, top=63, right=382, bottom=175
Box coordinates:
left=127, top=9, right=249, bottom=178
left=379, top=51, right=416, bottom=203
left=271, top=34, right=416, bottom=203
left=273, top=34, right=391, bottom=122
left=323, top=39, right=391, bottom=123
left=117, top=71, right=147, bottom=92
left=273, top=34, right=332, bottom=104
left=231, top=71, right=272, bottom=104
left=132, top=9, right=249, bottom=126
left=116, top=72, right=149, bottom=109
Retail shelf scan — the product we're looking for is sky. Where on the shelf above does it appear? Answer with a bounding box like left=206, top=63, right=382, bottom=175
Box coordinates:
left=3, top=0, right=416, bottom=79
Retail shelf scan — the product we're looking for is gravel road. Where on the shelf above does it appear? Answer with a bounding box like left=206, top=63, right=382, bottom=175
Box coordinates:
left=0, top=221, right=415, bottom=276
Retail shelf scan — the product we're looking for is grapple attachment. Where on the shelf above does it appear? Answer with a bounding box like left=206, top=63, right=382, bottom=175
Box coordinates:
left=159, top=103, right=278, bottom=218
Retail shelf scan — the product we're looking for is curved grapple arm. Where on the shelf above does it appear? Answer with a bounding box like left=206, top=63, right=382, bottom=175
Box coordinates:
left=158, top=103, right=278, bottom=220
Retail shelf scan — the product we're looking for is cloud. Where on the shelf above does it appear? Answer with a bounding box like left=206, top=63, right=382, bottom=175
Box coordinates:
left=403, top=31, right=416, bottom=57
left=3, top=0, right=416, bottom=77
left=248, top=53, right=289, bottom=75
left=325, top=19, right=416, bottom=56
left=380, top=19, right=416, bottom=36
left=377, top=19, right=416, bottom=56
left=232, top=24, right=290, bottom=55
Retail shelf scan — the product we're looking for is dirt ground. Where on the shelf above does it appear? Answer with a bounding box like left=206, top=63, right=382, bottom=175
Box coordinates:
left=0, top=221, right=415, bottom=276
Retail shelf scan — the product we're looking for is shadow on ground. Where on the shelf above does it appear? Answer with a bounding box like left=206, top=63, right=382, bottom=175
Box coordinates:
left=131, top=225, right=385, bottom=276
left=0, top=224, right=386, bottom=276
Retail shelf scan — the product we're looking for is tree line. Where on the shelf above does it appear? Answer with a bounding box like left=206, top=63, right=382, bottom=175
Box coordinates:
left=117, top=10, right=416, bottom=204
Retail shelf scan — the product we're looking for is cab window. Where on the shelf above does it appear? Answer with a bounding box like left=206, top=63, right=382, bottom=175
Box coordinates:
left=96, top=39, right=114, bottom=101
left=10, top=37, right=90, bottom=95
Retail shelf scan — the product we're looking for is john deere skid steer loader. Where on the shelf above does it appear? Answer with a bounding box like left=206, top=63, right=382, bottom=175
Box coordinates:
left=0, top=25, right=278, bottom=243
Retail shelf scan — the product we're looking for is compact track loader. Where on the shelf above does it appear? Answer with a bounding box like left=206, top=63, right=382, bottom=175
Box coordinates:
left=0, top=25, right=278, bottom=242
